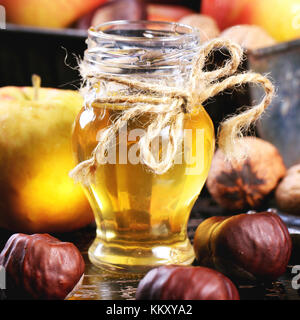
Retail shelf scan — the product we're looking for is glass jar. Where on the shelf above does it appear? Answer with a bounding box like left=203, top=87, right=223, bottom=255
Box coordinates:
left=72, top=21, right=215, bottom=273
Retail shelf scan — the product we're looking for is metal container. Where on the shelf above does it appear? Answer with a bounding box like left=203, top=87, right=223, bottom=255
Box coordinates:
left=248, top=39, right=300, bottom=168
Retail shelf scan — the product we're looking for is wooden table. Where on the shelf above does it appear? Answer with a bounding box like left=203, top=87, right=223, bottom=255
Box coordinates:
left=1, top=197, right=300, bottom=300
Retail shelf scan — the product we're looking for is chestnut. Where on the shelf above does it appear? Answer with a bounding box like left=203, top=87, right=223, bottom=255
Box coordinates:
left=193, top=211, right=292, bottom=281
left=0, top=233, right=85, bottom=300
left=136, top=266, right=239, bottom=300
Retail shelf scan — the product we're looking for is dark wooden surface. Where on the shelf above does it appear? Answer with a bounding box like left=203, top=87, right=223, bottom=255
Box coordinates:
left=64, top=226, right=300, bottom=301
left=1, top=196, right=300, bottom=300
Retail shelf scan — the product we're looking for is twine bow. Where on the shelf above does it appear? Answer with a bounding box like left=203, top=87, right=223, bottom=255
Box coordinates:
left=70, top=38, right=274, bottom=186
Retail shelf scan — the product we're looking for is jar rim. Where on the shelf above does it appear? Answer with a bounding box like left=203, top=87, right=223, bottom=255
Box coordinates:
left=84, top=20, right=200, bottom=77
left=88, top=20, right=200, bottom=43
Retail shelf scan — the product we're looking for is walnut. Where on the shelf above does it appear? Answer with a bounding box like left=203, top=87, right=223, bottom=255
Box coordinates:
left=179, top=14, right=220, bottom=41
left=275, top=164, right=300, bottom=215
left=220, top=25, right=276, bottom=50
left=206, top=137, right=286, bottom=211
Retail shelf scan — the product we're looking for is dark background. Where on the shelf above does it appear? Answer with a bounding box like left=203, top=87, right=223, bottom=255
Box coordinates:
left=0, top=0, right=201, bottom=89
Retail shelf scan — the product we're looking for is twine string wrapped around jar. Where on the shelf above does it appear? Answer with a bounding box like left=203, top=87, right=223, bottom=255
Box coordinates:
left=70, top=38, right=274, bottom=186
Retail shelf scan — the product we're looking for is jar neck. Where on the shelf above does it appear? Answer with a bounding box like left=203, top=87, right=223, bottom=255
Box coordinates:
left=82, top=21, right=200, bottom=88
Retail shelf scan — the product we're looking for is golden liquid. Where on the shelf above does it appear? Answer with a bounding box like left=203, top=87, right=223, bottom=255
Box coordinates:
left=72, top=104, right=215, bottom=272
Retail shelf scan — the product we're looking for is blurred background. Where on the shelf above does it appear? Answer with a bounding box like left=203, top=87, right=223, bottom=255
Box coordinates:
left=0, top=0, right=300, bottom=88
left=1, top=0, right=300, bottom=145
left=0, top=0, right=202, bottom=89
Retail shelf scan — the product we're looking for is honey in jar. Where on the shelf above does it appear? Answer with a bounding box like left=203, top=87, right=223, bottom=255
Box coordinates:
left=72, top=21, right=215, bottom=273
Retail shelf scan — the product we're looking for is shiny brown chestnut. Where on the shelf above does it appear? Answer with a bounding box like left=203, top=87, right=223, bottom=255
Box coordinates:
left=0, top=233, right=85, bottom=300
left=194, top=211, right=292, bottom=281
left=136, top=265, right=239, bottom=300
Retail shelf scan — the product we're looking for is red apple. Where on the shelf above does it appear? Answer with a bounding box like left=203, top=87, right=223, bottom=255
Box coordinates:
left=201, top=0, right=300, bottom=42
left=0, top=0, right=108, bottom=28
left=201, top=0, right=252, bottom=31
left=147, top=4, right=194, bottom=22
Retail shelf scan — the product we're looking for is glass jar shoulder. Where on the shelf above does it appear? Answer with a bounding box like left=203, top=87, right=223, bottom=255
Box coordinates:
left=72, top=104, right=215, bottom=162
left=184, top=105, right=215, bottom=137
left=73, top=104, right=214, bottom=137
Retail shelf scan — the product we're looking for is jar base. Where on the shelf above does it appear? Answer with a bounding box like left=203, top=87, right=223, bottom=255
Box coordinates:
left=88, top=238, right=195, bottom=274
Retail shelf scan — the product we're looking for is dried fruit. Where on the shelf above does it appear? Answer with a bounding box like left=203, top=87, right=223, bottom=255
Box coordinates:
left=220, top=25, right=276, bottom=50
left=179, top=14, right=220, bottom=41
left=0, top=233, right=85, bottom=300
left=193, top=211, right=292, bottom=281
left=275, top=164, right=300, bottom=215
left=206, top=137, right=286, bottom=211
left=136, top=265, right=239, bottom=300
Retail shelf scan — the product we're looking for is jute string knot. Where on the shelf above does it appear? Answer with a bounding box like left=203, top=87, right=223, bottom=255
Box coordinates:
left=70, top=38, right=274, bottom=186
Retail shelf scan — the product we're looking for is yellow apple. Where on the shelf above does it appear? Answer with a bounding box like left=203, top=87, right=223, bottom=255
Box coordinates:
left=0, top=77, right=94, bottom=233
left=0, top=0, right=108, bottom=28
